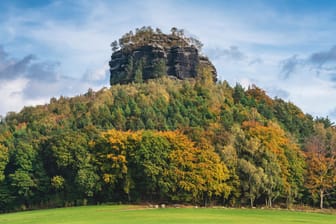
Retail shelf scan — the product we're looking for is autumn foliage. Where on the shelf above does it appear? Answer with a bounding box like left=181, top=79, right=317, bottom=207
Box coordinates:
left=0, top=78, right=335, bottom=211
left=94, top=130, right=230, bottom=204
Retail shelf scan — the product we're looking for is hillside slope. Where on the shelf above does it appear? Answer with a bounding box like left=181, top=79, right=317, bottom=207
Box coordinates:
left=0, top=77, right=335, bottom=212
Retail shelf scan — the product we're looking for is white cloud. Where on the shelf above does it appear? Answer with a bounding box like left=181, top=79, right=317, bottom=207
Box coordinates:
left=0, top=78, right=31, bottom=115
left=271, top=64, right=336, bottom=118
left=83, top=62, right=110, bottom=82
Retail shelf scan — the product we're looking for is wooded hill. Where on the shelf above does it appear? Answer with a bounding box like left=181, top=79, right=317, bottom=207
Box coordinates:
left=0, top=78, right=335, bottom=212
left=0, top=27, right=335, bottom=212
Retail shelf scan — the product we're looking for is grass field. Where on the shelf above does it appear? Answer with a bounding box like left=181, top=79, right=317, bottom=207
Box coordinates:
left=0, top=205, right=335, bottom=224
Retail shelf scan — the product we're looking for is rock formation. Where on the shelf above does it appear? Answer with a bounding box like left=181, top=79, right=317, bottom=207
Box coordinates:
left=109, top=27, right=217, bottom=85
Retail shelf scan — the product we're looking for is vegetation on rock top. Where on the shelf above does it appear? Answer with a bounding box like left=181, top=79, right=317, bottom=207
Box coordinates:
left=110, top=26, right=204, bottom=53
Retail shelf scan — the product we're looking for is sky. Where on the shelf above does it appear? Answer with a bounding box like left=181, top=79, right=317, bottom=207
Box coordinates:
left=1, top=0, right=336, bottom=121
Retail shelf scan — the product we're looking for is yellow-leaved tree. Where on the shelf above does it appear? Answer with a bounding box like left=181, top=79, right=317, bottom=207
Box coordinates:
left=95, top=130, right=231, bottom=204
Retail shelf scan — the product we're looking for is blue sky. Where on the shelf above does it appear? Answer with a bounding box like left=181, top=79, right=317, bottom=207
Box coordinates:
left=1, top=0, right=336, bottom=121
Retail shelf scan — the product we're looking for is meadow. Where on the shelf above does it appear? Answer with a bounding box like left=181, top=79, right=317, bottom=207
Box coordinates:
left=0, top=205, right=335, bottom=224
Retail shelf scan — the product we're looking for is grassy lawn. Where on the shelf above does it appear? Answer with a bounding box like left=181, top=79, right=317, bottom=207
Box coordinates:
left=0, top=205, right=335, bottom=224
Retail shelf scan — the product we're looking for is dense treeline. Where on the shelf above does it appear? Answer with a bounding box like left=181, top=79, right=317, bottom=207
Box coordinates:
left=0, top=77, right=335, bottom=212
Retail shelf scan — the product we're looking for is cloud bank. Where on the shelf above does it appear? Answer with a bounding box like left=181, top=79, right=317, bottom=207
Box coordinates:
left=0, top=45, right=109, bottom=115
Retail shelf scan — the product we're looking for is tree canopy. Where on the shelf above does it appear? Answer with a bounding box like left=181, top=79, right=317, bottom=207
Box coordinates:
left=111, top=26, right=204, bottom=52
left=0, top=77, right=334, bottom=212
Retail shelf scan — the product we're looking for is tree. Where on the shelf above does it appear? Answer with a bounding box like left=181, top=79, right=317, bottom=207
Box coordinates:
left=305, top=123, right=336, bottom=209
left=238, top=159, right=265, bottom=207
left=96, top=130, right=170, bottom=201
left=188, top=36, right=203, bottom=51
left=75, top=165, right=101, bottom=197
left=8, top=141, right=38, bottom=208
left=261, top=150, right=284, bottom=208
left=44, top=130, right=95, bottom=202
left=95, top=129, right=130, bottom=200
left=153, top=59, right=167, bottom=78
left=238, top=121, right=304, bottom=207
left=197, top=64, right=215, bottom=86
left=134, top=66, right=143, bottom=83
left=134, top=59, right=144, bottom=83
left=125, top=56, right=134, bottom=79
left=127, top=131, right=171, bottom=201
left=273, top=98, right=314, bottom=143
left=233, top=83, right=246, bottom=104
left=305, top=151, right=335, bottom=209
left=111, top=107, right=126, bottom=130
left=170, top=27, right=178, bottom=35
left=284, top=144, right=305, bottom=207
left=111, top=40, right=119, bottom=52
left=0, top=144, right=8, bottom=182
left=9, top=170, right=36, bottom=200
left=164, top=132, right=230, bottom=204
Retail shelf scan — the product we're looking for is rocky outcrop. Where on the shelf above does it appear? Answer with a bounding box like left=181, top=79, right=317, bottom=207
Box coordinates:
left=109, top=27, right=217, bottom=85
left=109, top=41, right=217, bottom=85
left=167, top=46, right=199, bottom=79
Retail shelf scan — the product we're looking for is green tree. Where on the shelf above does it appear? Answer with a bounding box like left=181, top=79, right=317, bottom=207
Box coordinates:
left=7, top=141, right=38, bottom=207
left=126, top=56, right=134, bottom=80
left=0, top=144, right=8, bottom=182
left=9, top=170, right=36, bottom=200
left=127, top=131, right=171, bottom=201
left=233, top=83, right=247, bottom=105
left=75, top=165, right=101, bottom=197
left=238, top=159, right=265, bottom=207
left=153, top=59, right=167, bottom=78
left=111, top=40, right=119, bottom=52
left=134, top=60, right=143, bottom=83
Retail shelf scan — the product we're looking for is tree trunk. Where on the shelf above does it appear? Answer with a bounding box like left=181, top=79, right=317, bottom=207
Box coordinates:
left=127, top=193, right=131, bottom=202
left=265, top=196, right=272, bottom=208
left=286, top=189, right=292, bottom=209
left=320, top=189, right=324, bottom=209
left=250, top=197, right=253, bottom=208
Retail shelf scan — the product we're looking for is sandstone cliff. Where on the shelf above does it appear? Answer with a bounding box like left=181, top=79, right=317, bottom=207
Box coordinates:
left=109, top=27, right=217, bottom=85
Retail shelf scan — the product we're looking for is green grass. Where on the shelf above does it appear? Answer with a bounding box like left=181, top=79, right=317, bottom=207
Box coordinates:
left=0, top=205, right=335, bottom=224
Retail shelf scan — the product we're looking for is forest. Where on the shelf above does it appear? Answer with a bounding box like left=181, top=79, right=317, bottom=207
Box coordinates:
left=0, top=76, right=335, bottom=212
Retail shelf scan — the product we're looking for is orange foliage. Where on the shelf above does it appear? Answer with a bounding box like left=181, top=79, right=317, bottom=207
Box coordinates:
left=246, top=85, right=273, bottom=106
left=242, top=121, right=303, bottom=194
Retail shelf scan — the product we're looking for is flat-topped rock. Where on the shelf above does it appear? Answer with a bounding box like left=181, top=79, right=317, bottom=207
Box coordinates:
left=109, top=27, right=217, bottom=85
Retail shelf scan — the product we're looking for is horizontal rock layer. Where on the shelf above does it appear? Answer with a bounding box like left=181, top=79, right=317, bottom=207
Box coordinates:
left=109, top=44, right=217, bottom=85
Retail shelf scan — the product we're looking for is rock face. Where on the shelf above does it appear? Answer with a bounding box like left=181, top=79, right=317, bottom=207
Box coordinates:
left=109, top=42, right=217, bottom=85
